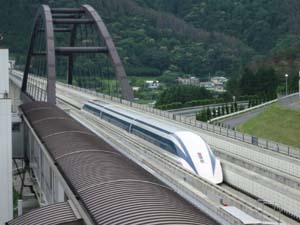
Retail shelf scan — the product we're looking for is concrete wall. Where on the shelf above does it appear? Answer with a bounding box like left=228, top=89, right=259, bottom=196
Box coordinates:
left=25, top=123, right=65, bottom=205
left=0, top=49, right=13, bottom=225
left=0, top=49, right=9, bottom=97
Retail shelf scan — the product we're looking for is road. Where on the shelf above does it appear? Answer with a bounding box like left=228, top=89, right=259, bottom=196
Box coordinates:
left=279, top=93, right=300, bottom=110
left=218, top=107, right=266, bottom=128
left=168, top=101, right=248, bottom=118
left=219, top=93, right=300, bottom=128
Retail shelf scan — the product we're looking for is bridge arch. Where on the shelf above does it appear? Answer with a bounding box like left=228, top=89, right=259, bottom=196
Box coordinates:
left=22, top=4, right=134, bottom=104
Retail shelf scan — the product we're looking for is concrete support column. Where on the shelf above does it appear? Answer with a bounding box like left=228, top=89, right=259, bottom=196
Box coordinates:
left=0, top=49, right=13, bottom=225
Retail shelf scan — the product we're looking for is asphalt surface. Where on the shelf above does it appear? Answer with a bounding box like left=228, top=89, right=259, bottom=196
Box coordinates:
left=218, top=107, right=266, bottom=128
left=220, top=93, right=300, bottom=128
left=279, top=93, right=300, bottom=110
left=168, top=101, right=248, bottom=117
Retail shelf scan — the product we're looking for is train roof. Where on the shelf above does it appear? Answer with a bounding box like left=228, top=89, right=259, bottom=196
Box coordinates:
left=91, top=100, right=188, bottom=134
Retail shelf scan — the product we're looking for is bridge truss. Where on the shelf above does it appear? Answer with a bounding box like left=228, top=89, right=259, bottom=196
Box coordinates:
left=21, top=4, right=134, bottom=104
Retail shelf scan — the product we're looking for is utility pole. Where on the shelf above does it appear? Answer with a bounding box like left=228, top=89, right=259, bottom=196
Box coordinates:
left=285, top=74, right=288, bottom=96
left=299, top=70, right=300, bottom=103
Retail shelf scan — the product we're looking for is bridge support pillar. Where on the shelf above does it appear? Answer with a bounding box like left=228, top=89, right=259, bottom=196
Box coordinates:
left=0, top=49, right=13, bottom=225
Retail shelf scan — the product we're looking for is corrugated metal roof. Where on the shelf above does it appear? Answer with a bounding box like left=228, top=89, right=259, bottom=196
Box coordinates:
left=7, top=201, right=82, bottom=225
left=19, top=101, right=219, bottom=225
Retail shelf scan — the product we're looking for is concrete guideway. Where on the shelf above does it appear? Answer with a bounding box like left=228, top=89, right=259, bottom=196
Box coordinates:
left=53, top=87, right=296, bottom=222
left=221, top=158, right=300, bottom=219
left=67, top=104, right=283, bottom=225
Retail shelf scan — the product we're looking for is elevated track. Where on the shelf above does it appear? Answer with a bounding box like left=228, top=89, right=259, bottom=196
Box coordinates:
left=10, top=70, right=300, bottom=224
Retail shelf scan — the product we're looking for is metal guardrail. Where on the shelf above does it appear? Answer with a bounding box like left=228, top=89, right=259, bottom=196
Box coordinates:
left=167, top=101, right=248, bottom=113
left=10, top=70, right=300, bottom=159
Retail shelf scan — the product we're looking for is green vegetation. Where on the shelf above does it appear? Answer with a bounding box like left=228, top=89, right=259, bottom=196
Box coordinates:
left=226, top=67, right=279, bottom=98
left=136, top=0, right=300, bottom=54
left=237, top=104, right=300, bottom=147
left=13, top=188, right=19, bottom=207
left=155, top=85, right=212, bottom=107
left=196, top=102, right=247, bottom=122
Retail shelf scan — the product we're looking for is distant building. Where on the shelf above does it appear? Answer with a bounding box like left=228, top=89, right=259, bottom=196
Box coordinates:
left=145, top=80, right=160, bottom=89
left=132, top=86, right=140, bottom=92
left=211, top=76, right=228, bottom=85
left=210, top=76, right=228, bottom=92
left=9, top=59, right=15, bottom=70
left=177, top=76, right=200, bottom=86
left=199, top=81, right=215, bottom=91
left=177, top=75, right=228, bottom=92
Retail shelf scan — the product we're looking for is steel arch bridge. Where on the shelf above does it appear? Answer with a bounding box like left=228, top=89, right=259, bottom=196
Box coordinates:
left=21, top=4, right=134, bottom=104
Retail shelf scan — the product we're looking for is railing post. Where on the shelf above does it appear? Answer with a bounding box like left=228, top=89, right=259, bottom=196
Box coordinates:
left=17, top=199, right=23, bottom=216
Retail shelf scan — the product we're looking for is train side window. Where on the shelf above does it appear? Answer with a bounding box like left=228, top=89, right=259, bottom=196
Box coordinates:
left=132, top=126, right=177, bottom=155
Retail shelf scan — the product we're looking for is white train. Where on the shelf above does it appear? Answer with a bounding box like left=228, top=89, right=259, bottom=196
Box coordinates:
left=82, top=100, right=223, bottom=184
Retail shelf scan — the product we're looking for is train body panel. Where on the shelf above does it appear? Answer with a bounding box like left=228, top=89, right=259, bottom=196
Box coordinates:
left=83, top=100, right=223, bottom=184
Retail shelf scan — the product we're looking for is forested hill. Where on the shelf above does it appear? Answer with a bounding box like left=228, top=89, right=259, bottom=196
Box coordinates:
left=1, top=0, right=300, bottom=79
left=136, top=0, right=300, bottom=54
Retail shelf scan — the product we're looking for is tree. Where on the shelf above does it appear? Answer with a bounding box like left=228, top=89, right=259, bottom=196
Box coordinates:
left=255, top=67, right=278, bottom=95
left=225, top=104, right=229, bottom=114
left=207, top=108, right=211, bottom=120
left=234, top=102, right=238, bottom=111
left=155, top=85, right=212, bottom=107
left=239, top=68, right=257, bottom=95
left=217, top=106, right=221, bottom=116
left=221, top=104, right=225, bottom=115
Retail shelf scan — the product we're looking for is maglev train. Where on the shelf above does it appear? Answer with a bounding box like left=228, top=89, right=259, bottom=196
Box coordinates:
left=82, top=100, right=223, bottom=184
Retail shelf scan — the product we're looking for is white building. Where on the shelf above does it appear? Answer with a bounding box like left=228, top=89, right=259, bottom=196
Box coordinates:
left=0, top=49, right=13, bottom=225
left=145, top=80, right=160, bottom=89
left=211, top=76, right=228, bottom=85
left=177, top=76, right=200, bottom=86
left=199, top=81, right=215, bottom=91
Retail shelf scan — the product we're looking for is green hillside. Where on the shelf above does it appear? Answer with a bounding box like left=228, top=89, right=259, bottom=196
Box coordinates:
left=238, top=104, right=300, bottom=147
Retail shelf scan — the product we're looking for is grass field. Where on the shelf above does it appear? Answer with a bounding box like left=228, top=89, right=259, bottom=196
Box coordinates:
left=237, top=104, right=300, bottom=147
